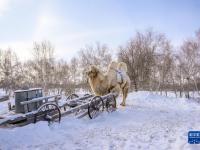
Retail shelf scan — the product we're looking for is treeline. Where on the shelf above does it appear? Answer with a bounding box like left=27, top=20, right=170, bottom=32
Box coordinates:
left=0, top=29, right=200, bottom=97
left=0, top=41, right=112, bottom=95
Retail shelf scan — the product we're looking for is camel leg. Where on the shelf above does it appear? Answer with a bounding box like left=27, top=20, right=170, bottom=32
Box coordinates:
left=109, top=85, right=121, bottom=108
left=110, top=85, right=121, bottom=97
left=121, top=85, right=129, bottom=106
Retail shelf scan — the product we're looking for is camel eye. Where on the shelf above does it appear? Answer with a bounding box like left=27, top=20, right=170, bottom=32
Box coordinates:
left=87, top=71, right=92, bottom=75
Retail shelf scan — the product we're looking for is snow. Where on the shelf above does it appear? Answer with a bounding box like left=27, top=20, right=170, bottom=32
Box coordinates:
left=1, top=91, right=200, bottom=150
left=0, top=89, right=11, bottom=117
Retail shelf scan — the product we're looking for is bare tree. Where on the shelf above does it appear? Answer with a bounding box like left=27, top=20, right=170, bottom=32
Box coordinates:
left=177, top=30, right=200, bottom=97
left=79, top=42, right=112, bottom=71
left=31, top=41, right=55, bottom=93
left=52, top=59, right=70, bottom=94
left=0, top=48, right=21, bottom=94
left=118, top=29, right=170, bottom=91
left=1, top=28, right=200, bottom=97
left=70, top=57, right=79, bottom=84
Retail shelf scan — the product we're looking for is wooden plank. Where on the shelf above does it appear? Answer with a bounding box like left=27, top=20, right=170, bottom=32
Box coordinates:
left=0, top=95, right=9, bottom=102
left=101, top=93, right=117, bottom=100
left=20, top=95, right=60, bottom=105
left=0, top=110, right=51, bottom=127
left=76, top=111, right=88, bottom=119
left=0, top=114, right=27, bottom=126
left=24, top=104, right=28, bottom=113
left=60, top=94, right=93, bottom=108
left=14, top=88, right=42, bottom=93
left=61, top=103, right=89, bottom=116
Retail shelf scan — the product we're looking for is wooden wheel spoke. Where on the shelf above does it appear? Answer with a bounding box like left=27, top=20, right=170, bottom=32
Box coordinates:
left=88, top=96, right=104, bottom=119
left=35, top=103, right=61, bottom=124
left=106, top=96, right=116, bottom=112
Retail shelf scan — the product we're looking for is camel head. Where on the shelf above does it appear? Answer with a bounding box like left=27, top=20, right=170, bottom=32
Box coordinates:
left=86, top=65, right=100, bottom=79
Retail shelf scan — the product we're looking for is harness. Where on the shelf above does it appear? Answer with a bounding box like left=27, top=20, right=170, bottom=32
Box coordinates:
left=107, top=68, right=125, bottom=93
left=116, top=70, right=124, bottom=84
left=110, top=67, right=124, bottom=84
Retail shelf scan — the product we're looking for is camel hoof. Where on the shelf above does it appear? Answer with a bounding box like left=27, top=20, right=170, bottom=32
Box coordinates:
left=120, top=103, right=126, bottom=106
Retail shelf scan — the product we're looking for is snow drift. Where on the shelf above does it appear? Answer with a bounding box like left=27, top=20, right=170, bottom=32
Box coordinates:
left=0, top=91, right=200, bottom=150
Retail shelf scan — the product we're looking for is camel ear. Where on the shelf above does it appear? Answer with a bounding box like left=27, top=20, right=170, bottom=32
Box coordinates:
left=86, top=66, right=92, bottom=74
left=94, top=68, right=99, bottom=73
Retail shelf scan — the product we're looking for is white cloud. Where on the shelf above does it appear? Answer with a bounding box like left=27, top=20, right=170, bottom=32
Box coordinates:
left=8, top=3, right=133, bottom=61
left=0, top=0, right=10, bottom=16
left=0, top=41, right=33, bottom=61
left=33, top=10, right=133, bottom=61
left=0, top=0, right=33, bottom=17
left=33, top=9, right=63, bottom=39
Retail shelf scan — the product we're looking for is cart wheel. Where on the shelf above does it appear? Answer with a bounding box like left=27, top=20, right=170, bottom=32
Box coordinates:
left=106, top=95, right=116, bottom=112
left=35, top=103, right=61, bottom=125
left=66, top=93, right=79, bottom=100
left=88, top=96, right=104, bottom=119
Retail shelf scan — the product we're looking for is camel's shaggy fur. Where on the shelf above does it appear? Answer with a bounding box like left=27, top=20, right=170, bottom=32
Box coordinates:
left=86, top=61, right=131, bottom=106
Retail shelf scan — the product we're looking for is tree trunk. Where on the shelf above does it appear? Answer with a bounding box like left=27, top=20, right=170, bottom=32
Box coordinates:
left=133, top=78, right=138, bottom=92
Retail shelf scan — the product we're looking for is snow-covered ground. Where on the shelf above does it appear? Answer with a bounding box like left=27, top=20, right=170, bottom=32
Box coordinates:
left=0, top=90, right=10, bottom=117
left=0, top=91, right=200, bottom=150
left=0, top=90, right=14, bottom=117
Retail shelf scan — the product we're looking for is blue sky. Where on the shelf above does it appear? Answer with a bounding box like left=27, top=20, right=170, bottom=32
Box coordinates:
left=0, top=0, right=199, bottom=61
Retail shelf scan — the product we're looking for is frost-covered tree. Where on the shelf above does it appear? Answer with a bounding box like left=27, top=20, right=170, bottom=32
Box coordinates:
left=118, top=29, right=171, bottom=91
left=79, top=42, right=112, bottom=71
left=31, top=41, right=55, bottom=93
left=0, top=48, right=21, bottom=93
